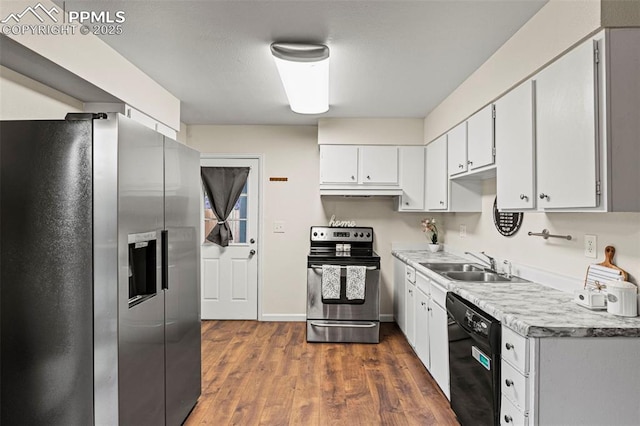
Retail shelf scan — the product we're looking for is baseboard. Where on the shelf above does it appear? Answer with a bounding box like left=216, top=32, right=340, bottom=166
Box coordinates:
left=380, top=314, right=395, bottom=323
left=260, top=313, right=396, bottom=323
left=260, top=313, right=307, bottom=322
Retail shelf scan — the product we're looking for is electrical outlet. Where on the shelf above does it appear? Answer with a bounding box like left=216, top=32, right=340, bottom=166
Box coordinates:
left=273, top=221, right=285, bottom=233
left=459, top=224, right=467, bottom=238
left=584, top=234, right=597, bottom=258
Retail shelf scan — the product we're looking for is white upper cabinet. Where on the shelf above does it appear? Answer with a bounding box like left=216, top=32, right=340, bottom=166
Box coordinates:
left=495, top=81, right=536, bottom=210
left=319, top=145, right=359, bottom=184
left=426, top=135, right=448, bottom=210
left=398, top=146, right=425, bottom=211
left=447, top=122, right=467, bottom=176
left=467, top=104, right=495, bottom=170
left=535, top=39, right=599, bottom=209
left=359, top=146, right=399, bottom=185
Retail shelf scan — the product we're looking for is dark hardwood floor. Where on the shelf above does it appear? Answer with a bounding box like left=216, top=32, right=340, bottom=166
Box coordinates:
left=185, top=321, right=459, bottom=425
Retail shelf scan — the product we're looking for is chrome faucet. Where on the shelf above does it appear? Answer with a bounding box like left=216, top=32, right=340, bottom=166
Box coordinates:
left=464, top=251, right=497, bottom=272
left=503, top=260, right=512, bottom=279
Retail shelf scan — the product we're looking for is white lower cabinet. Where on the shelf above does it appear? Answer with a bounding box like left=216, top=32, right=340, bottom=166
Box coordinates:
left=393, top=258, right=406, bottom=334
left=405, top=278, right=416, bottom=348
left=415, top=287, right=430, bottom=367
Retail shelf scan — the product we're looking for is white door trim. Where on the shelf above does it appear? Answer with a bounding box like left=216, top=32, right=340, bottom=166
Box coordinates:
left=200, top=153, right=264, bottom=321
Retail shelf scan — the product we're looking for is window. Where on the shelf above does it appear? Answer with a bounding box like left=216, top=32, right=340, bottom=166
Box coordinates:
left=203, top=182, right=248, bottom=244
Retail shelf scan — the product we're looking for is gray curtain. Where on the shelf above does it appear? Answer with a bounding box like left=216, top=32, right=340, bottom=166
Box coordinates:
left=201, top=166, right=250, bottom=247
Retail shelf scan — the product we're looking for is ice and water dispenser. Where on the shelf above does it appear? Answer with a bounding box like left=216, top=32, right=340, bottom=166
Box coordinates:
left=128, top=232, right=158, bottom=307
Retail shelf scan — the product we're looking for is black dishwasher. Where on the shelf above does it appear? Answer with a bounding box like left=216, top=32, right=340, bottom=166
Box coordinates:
left=446, top=293, right=501, bottom=426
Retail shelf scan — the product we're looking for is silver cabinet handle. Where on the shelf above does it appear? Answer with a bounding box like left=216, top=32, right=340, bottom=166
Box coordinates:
left=467, top=160, right=473, bottom=165
left=505, top=379, right=514, bottom=387
left=250, top=238, right=255, bottom=244
left=539, top=193, right=549, bottom=200
left=311, top=265, right=377, bottom=270
left=421, top=301, right=426, bottom=306
left=249, top=249, right=256, bottom=255
left=366, top=175, right=371, bottom=180
left=439, top=201, right=445, bottom=205
left=504, top=415, right=513, bottom=423
left=458, top=164, right=464, bottom=168
left=505, top=342, right=514, bottom=350
left=519, top=194, right=528, bottom=201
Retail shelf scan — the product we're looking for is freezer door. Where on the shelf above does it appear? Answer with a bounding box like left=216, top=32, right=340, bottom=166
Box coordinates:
left=164, top=138, right=202, bottom=425
left=116, top=116, right=166, bottom=426
left=0, top=120, right=94, bottom=425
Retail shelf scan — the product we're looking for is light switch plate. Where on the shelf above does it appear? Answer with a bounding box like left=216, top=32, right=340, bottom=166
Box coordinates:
left=273, top=221, right=285, bottom=233
left=585, top=234, right=597, bottom=258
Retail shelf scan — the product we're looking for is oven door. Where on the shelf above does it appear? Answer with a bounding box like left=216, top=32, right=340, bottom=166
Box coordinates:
left=306, top=263, right=380, bottom=321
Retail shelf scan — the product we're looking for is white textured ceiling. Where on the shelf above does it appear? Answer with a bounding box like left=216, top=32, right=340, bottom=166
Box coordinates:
left=64, top=0, right=547, bottom=125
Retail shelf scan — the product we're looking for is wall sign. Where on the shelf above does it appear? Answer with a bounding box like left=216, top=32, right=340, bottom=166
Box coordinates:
left=492, top=197, right=523, bottom=237
left=329, top=214, right=356, bottom=227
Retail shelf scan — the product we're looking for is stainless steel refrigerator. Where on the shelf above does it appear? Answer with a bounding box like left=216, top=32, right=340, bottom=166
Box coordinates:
left=0, top=113, right=201, bottom=425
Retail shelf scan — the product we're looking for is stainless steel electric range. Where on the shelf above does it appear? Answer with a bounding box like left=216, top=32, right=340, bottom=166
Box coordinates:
left=306, top=226, right=380, bottom=343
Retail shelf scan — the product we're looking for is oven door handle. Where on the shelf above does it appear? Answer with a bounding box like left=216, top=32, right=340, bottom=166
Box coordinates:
left=309, top=321, right=378, bottom=328
left=309, top=265, right=378, bottom=270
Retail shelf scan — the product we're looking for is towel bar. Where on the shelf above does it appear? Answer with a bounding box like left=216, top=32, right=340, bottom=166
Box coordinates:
left=310, top=265, right=378, bottom=270
left=527, top=229, right=572, bottom=240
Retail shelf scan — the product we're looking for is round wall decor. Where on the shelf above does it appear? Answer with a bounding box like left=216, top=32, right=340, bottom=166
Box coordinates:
left=492, top=197, right=523, bottom=237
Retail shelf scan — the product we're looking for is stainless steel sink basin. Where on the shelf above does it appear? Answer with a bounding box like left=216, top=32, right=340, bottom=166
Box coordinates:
left=420, top=263, right=484, bottom=272
left=442, top=271, right=529, bottom=283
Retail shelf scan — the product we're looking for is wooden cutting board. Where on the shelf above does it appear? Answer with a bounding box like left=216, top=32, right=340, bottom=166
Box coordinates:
left=584, top=245, right=628, bottom=289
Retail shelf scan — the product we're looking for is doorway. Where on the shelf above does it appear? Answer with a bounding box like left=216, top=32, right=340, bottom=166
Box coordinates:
left=200, top=156, right=261, bottom=320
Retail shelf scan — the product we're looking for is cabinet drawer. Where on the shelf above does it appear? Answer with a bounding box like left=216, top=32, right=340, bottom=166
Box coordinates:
left=501, top=394, right=528, bottom=426
left=405, top=265, right=416, bottom=283
left=501, top=361, right=528, bottom=412
left=502, top=326, right=529, bottom=374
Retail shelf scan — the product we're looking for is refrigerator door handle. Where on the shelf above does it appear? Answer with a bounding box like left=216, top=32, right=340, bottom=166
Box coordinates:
left=161, top=230, right=169, bottom=290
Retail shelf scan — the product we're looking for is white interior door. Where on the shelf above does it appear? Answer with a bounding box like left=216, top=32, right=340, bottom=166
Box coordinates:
left=201, top=157, right=260, bottom=320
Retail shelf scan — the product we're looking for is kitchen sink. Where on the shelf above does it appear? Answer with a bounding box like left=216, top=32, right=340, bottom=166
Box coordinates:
left=419, top=262, right=484, bottom=272
left=442, top=271, right=529, bottom=283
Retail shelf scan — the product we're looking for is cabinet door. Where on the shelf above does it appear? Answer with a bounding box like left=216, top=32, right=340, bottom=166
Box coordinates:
left=319, top=145, right=359, bottom=184
left=360, top=146, right=398, bottom=184
left=393, top=258, right=406, bottom=333
left=535, top=39, right=599, bottom=209
left=467, top=104, right=495, bottom=170
left=495, top=81, right=536, bottom=210
left=415, top=290, right=430, bottom=369
left=447, top=122, right=467, bottom=176
left=426, top=135, right=448, bottom=210
left=405, top=282, right=416, bottom=347
left=399, top=146, right=425, bottom=210
left=429, top=302, right=450, bottom=400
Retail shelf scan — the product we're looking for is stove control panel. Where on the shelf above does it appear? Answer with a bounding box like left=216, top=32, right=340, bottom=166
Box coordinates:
left=310, top=226, right=373, bottom=243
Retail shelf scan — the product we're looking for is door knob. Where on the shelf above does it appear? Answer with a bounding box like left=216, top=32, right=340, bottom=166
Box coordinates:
left=249, top=249, right=256, bottom=256
left=250, top=238, right=255, bottom=244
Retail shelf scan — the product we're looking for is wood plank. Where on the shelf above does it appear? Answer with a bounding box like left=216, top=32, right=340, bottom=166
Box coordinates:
left=185, top=321, right=459, bottom=425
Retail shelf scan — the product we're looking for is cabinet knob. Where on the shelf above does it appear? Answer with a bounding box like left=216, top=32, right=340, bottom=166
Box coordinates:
left=405, top=202, right=409, bottom=206
left=458, top=163, right=464, bottom=168
left=505, top=379, right=514, bottom=387
left=366, top=175, right=371, bottom=180
left=539, top=193, right=549, bottom=200
left=351, top=175, right=355, bottom=180
left=421, top=301, right=426, bottom=306
left=467, top=160, right=473, bottom=165
left=519, top=194, right=528, bottom=201
left=505, top=342, right=514, bottom=350
left=504, top=415, right=513, bottom=423
left=249, top=249, right=256, bottom=256
left=439, top=201, right=445, bottom=205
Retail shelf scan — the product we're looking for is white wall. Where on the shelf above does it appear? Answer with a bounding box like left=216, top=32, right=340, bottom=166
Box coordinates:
left=188, top=124, right=433, bottom=319
left=0, top=66, right=82, bottom=119
left=319, top=118, right=424, bottom=145
left=444, top=179, right=640, bottom=285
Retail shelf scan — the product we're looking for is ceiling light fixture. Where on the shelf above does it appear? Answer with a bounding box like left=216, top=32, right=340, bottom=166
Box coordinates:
left=270, top=42, right=330, bottom=115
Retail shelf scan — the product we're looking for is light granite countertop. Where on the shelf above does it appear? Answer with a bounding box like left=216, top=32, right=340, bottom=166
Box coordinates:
left=392, top=249, right=640, bottom=338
